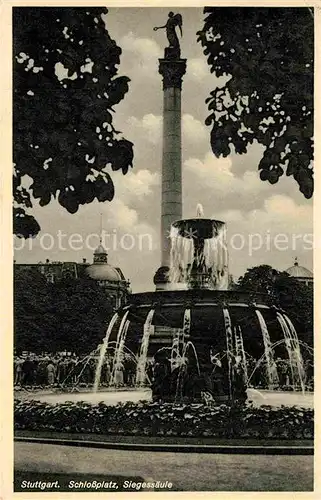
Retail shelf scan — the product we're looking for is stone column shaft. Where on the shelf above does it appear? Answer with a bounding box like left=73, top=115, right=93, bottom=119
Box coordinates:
left=161, top=86, right=182, bottom=267
left=158, top=58, right=186, bottom=269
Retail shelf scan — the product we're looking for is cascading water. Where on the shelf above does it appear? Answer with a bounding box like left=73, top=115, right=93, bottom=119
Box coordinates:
left=168, top=225, right=193, bottom=284
left=181, top=341, right=200, bottom=376
left=169, top=223, right=228, bottom=289
left=181, top=308, right=191, bottom=347
left=89, top=199, right=309, bottom=405
left=168, top=205, right=229, bottom=290
left=255, top=310, right=279, bottom=388
left=175, top=341, right=200, bottom=400
left=247, top=338, right=309, bottom=389
left=93, top=312, right=119, bottom=392
left=135, top=309, right=155, bottom=386
left=170, top=328, right=182, bottom=369
left=196, top=203, right=204, bottom=217
left=222, top=308, right=234, bottom=399
left=277, top=312, right=305, bottom=392
left=283, top=314, right=306, bottom=388
left=110, top=320, right=130, bottom=386
left=234, top=326, right=248, bottom=385
left=203, top=226, right=229, bottom=290
left=174, top=310, right=192, bottom=399
left=107, top=341, right=139, bottom=365
left=61, top=351, right=90, bottom=386
left=110, top=311, right=130, bottom=386
left=62, top=351, right=95, bottom=389
left=75, top=355, right=93, bottom=386
left=171, top=308, right=191, bottom=368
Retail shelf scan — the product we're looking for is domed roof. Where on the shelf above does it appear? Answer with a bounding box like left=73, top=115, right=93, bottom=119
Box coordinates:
left=94, top=244, right=106, bottom=255
left=286, top=259, right=313, bottom=279
left=85, top=263, right=122, bottom=282
left=86, top=239, right=123, bottom=282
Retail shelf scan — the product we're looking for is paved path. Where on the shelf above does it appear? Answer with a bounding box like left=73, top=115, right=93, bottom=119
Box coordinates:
left=15, top=442, right=313, bottom=491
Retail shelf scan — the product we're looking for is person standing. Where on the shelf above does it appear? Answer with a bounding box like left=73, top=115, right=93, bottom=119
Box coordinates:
left=14, top=357, right=23, bottom=385
left=37, top=358, right=47, bottom=386
left=277, top=358, right=288, bottom=387
left=58, top=357, right=68, bottom=385
left=46, top=360, right=56, bottom=386
left=146, top=360, right=154, bottom=386
left=22, top=356, right=35, bottom=386
left=232, top=359, right=247, bottom=404
left=104, top=360, right=111, bottom=386
left=114, top=361, right=124, bottom=387
left=68, top=356, right=77, bottom=385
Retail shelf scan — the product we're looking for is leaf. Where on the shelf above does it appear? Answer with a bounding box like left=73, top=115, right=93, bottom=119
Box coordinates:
left=13, top=209, right=41, bottom=238
left=286, top=157, right=298, bottom=176
left=13, top=7, right=133, bottom=236
left=109, top=139, right=134, bottom=174
left=199, top=7, right=314, bottom=197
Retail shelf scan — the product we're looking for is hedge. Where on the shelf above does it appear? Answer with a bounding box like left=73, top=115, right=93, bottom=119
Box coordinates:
left=14, top=399, right=313, bottom=439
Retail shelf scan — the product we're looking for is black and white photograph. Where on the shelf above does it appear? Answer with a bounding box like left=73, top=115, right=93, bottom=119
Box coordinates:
left=5, top=2, right=316, bottom=494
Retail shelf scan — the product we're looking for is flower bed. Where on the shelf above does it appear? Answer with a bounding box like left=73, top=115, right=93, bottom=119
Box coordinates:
left=14, top=399, right=314, bottom=439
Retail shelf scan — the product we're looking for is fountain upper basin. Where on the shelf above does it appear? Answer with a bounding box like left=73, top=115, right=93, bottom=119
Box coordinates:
left=172, top=218, right=225, bottom=239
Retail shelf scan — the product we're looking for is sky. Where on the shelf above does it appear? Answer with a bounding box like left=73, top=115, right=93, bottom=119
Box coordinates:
left=14, top=7, right=313, bottom=292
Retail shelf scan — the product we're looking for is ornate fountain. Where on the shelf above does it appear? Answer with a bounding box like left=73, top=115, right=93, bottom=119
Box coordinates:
left=93, top=13, right=306, bottom=404
left=94, top=205, right=306, bottom=404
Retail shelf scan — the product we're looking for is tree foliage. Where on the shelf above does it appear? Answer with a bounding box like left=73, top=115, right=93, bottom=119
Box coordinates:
left=46, top=277, right=114, bottom=354
left=14, top=267, right=55, bottom=352
left=197, top=8, right=313, bottom=198
left=14, top=7, right=133, bottom=237
left=14, top=268, right=114, bottom=354
left=237, top=265, right=313, bottom=346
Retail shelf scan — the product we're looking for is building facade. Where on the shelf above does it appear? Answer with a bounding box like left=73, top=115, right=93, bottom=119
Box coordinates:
left=14, top=242, right=131, bottom=309
left=285, top=258, right=313, bottom=288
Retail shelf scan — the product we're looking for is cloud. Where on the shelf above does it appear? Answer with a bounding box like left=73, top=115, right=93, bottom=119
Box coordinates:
left=216, top=195, right=313, bottom=235
left=188, top=58, right=209, bottom=81
left=92, top=166, right=159, bottom=230
left=113, top=167, right=160, bottom=201
left=182, top=114, right=207, bottom=144
left=182, top=149, right=313, bottom=227
left=15, top=167, right=159, bottom=271
left=127, top=114, right=162, bottom=145
left=212, top=194, right=313, bottom=279
left=188, top=58, right=230, bottom=86
left=100, top=197, right=156, bottom=237
left=252, top=195, right=313, bottom=235
left=119, top=32, right=162, bottom=81
left=184, top=151, right=269, bottom=196
left=121, top=32, right=162, bottom=60
left=126, top=113, right=207, bottom=148
left=215, top=209, right=244, bottom=222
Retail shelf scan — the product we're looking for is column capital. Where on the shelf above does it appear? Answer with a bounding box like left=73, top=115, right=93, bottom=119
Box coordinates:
left=158, top=58, right=187, bottom=90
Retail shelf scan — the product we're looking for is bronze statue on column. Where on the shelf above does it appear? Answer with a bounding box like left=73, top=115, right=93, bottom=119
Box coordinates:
left=154, top=12, right=183, bottom=59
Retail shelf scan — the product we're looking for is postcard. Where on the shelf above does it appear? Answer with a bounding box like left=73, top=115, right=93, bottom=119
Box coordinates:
left=0, top=1, right=317, bottom=498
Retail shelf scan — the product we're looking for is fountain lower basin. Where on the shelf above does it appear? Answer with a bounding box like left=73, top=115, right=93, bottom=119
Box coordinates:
left=99, top=286, right=307, bottom=402
left=32, top=388, right=313, bottom=408
left=114, top=289, right=273, bottom=355
left=93, top=211, right=308, bottom=403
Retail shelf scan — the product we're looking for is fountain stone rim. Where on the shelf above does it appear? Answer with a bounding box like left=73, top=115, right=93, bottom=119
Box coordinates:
left=129, top=289, right=273, bottom=307
left=171, top=218, right=226, bottom=239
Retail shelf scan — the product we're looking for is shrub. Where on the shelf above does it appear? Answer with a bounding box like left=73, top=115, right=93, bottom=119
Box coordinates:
left=14, top=399, right=314, bottom=439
